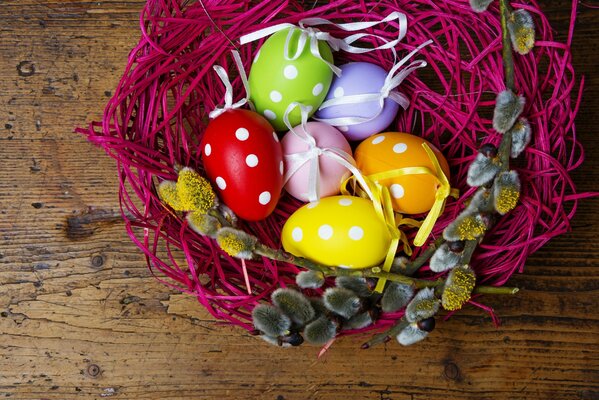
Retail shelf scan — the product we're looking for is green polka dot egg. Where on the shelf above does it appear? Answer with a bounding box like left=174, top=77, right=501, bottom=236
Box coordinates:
left=248, top=27, right=334, bottom=131
left=281, top=195, right=392, bottom=269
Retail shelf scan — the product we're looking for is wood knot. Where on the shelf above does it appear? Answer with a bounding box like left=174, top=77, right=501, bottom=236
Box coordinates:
left=91, top=255, right=105, bottom=268
left=66, top=208, right=126, bottom=240
left=444, top=361, right=461, bottom=381
left=86, top=364, right=101, bottom=378
left=17, top=61, right=35, bottom=77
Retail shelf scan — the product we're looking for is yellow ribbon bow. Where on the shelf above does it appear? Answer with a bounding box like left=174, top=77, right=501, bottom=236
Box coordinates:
left=341, top=143, right=458, bottom=293
left=341, top=175, right=403, bottom=293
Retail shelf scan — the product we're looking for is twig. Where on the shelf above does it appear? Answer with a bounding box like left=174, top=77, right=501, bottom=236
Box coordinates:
left=361, top=319, right=409, bottom=349
left=474, top=286, right=519, bottom=295
left=404, top=237, right=445, bottom=276
left=500, top=0, right=515, bottom=91
left=255, top=243, right=445, bottom=288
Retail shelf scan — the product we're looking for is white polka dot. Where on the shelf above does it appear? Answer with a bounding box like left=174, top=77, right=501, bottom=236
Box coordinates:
left=204, top=143, right=212, bottom=156
left=264, top=110, right=277, bottom=120
left=390, top=184, right=405, bottom=199
left=253, top=50, right=260, bottom=63
left=283, top=65, right=298, bottom=80
left=334, top=87, right=344, bottom=98
left=272, top=131, right=279, bottom=142
left=216, top=177, right=227, bottom=190
left=235, top=127, right=249, bottom=141
left=318, top=225, right=333, bottom=240
left=312, top=83, right=324, bottom=96
left=292, top=227, right=303, bottom=242
left=338, top=198, right=352, bottom=206
left=307, top=202, right=319, bottom=209
left=305, top=105, right=313, bottom=113
left=372, top=136, right=385, bottom=145
left=279, top=160, right=284, bottom=175
left=393, top=143, right=408, bottom=154
left=246, top=154, right=259, bottom=167
left=348, top=226, right=364, bottom=241
left=259, top=191, right=271, bottom=205
left=338, top=126, right=349, bottom=132
left=270, top=91, right=283, bottom=103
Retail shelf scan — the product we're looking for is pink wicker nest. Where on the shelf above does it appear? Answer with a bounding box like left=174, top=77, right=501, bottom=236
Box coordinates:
left=79, top=0, right=586, bottom=337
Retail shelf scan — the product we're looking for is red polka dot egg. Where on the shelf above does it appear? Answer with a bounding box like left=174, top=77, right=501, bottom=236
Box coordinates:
left=355, top=132, right=450, bottom=215
left=201, top=109, right=284, bottom=221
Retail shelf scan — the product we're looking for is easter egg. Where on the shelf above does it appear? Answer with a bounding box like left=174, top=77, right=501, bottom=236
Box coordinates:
left=281, top=196, right=392, bottom=269
left=201, top=109, right=284, bottom=221
left=248, top=27, right=334, bottom=131
left=355, top=132, right=450, bottom=215
left=315, top=62, right=400, bottom=141
left=282, top=122, right=353, bottom=202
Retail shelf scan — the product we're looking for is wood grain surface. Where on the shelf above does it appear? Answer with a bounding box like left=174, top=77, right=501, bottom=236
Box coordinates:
left=0, top=1, right=598, bottom=399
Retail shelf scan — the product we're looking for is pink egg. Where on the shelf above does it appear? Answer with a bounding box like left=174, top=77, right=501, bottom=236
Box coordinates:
left=282, top=122, right=353, bottom=202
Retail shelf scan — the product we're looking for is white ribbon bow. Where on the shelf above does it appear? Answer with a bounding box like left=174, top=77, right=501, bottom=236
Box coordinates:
left=314, top=40, right=433, bottom=127
left=209, top=50, right=251, bottom=119
left=282, top=102, right=375, bottom=203
left=239, top=12, right=408, bottom=76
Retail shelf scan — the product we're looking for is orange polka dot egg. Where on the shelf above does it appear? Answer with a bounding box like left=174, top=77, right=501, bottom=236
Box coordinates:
left=355, top=132, right=450, bottom=215
left=281, top=196, right=391, bottom=269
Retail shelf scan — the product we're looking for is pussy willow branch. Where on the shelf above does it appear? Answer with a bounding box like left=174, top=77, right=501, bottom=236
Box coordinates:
left=254, top=243, right=517, bottom=293
left=360, top=1, right=521, bottom=348
left=500, top=0, right=515, bottom=91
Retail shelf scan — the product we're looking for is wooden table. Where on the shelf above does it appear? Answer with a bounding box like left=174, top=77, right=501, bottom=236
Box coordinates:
left=1, top=1, right=597, bottom=399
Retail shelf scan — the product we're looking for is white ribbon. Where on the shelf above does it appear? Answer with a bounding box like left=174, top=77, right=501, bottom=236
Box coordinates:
left=239, top=12, right=408, bottom=76
left=209, top=50, right=251, bottom=119
left=282, top=102, right=375, bottom=203
left=314, top=40, right=433, bottom=127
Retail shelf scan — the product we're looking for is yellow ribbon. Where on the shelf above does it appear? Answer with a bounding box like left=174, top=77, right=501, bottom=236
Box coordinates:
left=366, top=143, right=458, bottom=247
left=340, top=143, right=458, bottom=293
left=340, top=175, right=399, bottom=293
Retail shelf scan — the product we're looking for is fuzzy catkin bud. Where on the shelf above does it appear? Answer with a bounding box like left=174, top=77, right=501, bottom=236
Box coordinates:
left=271, top=288, right=315, bottom=325
left=405, top=288, right=439, bottom=323
left=442, top=265, right=477, bottom=311
left=216, top=227, right=257, bottom=259
left=429, top=243, right=462, bottom=273
left=397, top=323, right=428, bottom=346
left=510, top=118, right=532, bottom=158
left=464, top=189, right=494, bottom=214
left=335, top=276, right=372, bottom=298
left=304, top=316, right=337, bottom=345
left=469, top=0, right=493, bottom=12
left=508, top=9, right=536, bottom=55
left=158, top=180, right=184, bottom=211
left=345, top=312, right=374, bottom=330
left=218, top=204, right=238, bottom=227
left=260, top=335, right=291, bottom=348
left=296, top=270, right=325, bottom=289
left=467, top=153, right=501, bottom=187
left=323, top=287, right=361, bottom=319
left=493, top=90, right=525, bottom=134
left=493, top=171, right=521, bottom=215
left=391, top=256, right=409, bottom=273
left=309, top=297, right=327, bottom=318
left=176, top=167, right=216, bottom=213
left=443, top=213, right=487, bottom=242
left=187, top=211, right=221, bottom=237
left=381, top=282, right=414, bottom=313
left=252, top=304, right=291, bottom=337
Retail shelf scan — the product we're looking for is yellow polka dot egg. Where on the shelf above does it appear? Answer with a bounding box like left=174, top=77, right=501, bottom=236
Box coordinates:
left=355, top=132, right=450, bottom=215
left=281, top=196, right=392, bottom=269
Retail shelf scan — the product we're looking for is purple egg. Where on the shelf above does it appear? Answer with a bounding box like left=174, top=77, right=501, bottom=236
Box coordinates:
left=315, top=62, right=400, bottom=141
